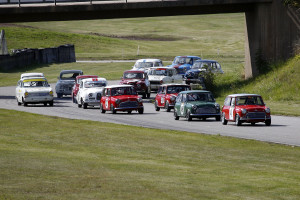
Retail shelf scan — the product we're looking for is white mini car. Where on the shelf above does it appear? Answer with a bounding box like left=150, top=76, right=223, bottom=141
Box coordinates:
left=16, top=77, right=54, bottom=106
left=148, top=67, right=183, bottom=91
left=76, top=78, right=107, bottom=109
left=132, top=59, right=163, bottom=73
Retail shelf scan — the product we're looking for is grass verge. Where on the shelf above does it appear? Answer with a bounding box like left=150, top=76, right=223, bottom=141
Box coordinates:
left=0, top=109, right=300, bottom=199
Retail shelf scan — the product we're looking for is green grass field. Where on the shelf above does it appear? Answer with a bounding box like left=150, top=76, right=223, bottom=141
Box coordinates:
left=1, top=109, right=300, bottom=200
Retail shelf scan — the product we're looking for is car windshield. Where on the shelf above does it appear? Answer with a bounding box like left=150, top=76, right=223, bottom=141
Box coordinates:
left=135, top=62, right=154, bottom=69
left=236, top=96, right=264, bottom=105
left=84, top=81, right=106, bottom=88
left=60, top=73, right=80, bottom=80
left=148, top=69, right=167, bottom=76
left=174, top=57, right=193, bottom=65
left=187, top=92, right=215, bottom=102
left=23, top=79, right=49, bottom=87
left=192, top=61, right=212, bottom=69
left=167, top=86, right=190, bottom=94
left=124, top=72, right=144, bottom=79
left=111, top=87, right=137, bottom=96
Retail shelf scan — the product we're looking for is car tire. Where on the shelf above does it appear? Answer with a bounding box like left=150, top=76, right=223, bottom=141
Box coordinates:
left=100, top=104, right=106, bottom=113
left=72, top=94, right=76, bottom=103
left=17, top=100, right=21, bottom=106
left=147, top=92, right=151, bottom=98
left=142, top=93, right=146, bottom=99
left=235, top=114, right=241, bottom=126
left=49, top=101, right=54, bottom=106
left=138, top=108, right=144, bottom=114
left=57, top=93, right=62, bottom=98
left=186, top=110, right=192, bottom=121
left=44, top=102, right=47, bottom=106
left=128, top=110, right=132, bottom=114
left=216, top=116, right=221, bottom=121
left=174, top=111, right=179, bottom=120
left=251, top=122, right=256, bottom=126
left=265, top=119, right=271, bottom=126
left=166, top=101, right=171, bottom=112
left=221, top=113, right=227, bottom=125
left=155, top=101, right=160, bottom=111
left=22, top=98, right=27, bottom=107
left=111, top=105, right=116, bottom=114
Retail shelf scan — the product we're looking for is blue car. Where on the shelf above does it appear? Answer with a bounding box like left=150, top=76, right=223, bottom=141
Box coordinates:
left=184, top=59, right=223, bottom=85
left=167, top=56, right=201, bottom=76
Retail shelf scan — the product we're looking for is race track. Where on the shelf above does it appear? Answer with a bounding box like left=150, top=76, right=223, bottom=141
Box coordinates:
left=1, top=82, right=300, bottom=147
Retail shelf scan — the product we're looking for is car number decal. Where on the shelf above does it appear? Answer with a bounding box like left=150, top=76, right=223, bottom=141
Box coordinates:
left=229, top=106, right=234, bottom=120
left=180, top=103, right=185, bottom=116
left=105, top=98, right=109, bottom=109
left=161, top=97, right=165, bottom=104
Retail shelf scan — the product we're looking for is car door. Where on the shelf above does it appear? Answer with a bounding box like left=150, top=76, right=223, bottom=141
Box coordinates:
left=76, top=81, right=84, bottom=103
left=103, top=88, right=112, bottom=110
left=179, top=94, right=187, bottom=117
left=229, top=97, right=236, bottom=121
left=174, top=93, right=182, bottom=116
left=222, top=97, right=231, bottom=120
left=160, top=86, right=167, bottom=107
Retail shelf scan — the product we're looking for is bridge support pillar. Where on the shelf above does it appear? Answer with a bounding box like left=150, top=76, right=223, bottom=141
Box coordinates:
left=244, top=0, right=299, bottom=79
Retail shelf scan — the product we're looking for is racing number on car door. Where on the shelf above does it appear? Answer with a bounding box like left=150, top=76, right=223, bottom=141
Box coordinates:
left=180, top=94, right=187, bottom=116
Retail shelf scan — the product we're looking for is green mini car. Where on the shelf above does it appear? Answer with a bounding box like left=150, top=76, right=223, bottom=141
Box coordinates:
left=174, top=90, right=221, bottom=121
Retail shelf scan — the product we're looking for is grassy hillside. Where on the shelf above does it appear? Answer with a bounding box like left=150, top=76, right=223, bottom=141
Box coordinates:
left=214, top=55, right=300, bottom=116
left=1, top=109, right=300, bottom=199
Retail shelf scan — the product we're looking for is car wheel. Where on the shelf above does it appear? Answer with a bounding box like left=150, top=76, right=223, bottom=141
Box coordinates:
left=22, top=98, right=27, bottom=107
left=155, top=101, right=160, bottom=111
left=100, top=104, right=106, bottom=113
left=83, top=102, right=88, bottom=109
left=147, top=92, right=151, bottom=98
left=265, top=119, right=271, bottom=126
left=17, top=99, right=21, bottom=106
left=128, top=110, right=132, bottom=114
left=186, top=110, right=192, bottom=121
left=174, top=111, right=179, bottom=120
left=57, top=93, right=62, bottom=98
left=142, top=93, right=146, bottom=99
left=216, top=116, right=221, bottom=121
left=111, top=105, right=116, bottom=114
left=235, top=114, right=241, bottom=126
left=138, top=108, right=144, bottom=114
left=72, top=94, right=76, bottom=103
left=166, top=101, right=171, bottom=112
left=78, top=100, right=82, bottom=108
left=44, top=102, right=47, bottom=106
left=251, top=122, right=256, bottom=126
left=49, top=101, right=54, bottom=107
left=221, top=113, right=227, bottom=125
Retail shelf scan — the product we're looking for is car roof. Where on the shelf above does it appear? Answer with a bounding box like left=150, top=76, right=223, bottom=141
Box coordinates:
left=227, top=94, right=261, bottom=97
left=124, top=70, right=145, bottom=73
left=160, top=84, right=190, bottom=87
left=60, top=70, right=83, bottom=74
left=149, top=67, right=174, bottom=70
left=179, top=90, right=211, bottom=94
left=21, top=73, right=44, bottom=79
left=175, top=56, right=201, bottom=58
left=135, top=59, right=162, bottom=62
left=82, top=78, right=106, bottom=83
left=194, top=59, right=218, bottom=63
left=76, top=75, right=98, bottom=79
left=104, top=85, right=134, bottom=89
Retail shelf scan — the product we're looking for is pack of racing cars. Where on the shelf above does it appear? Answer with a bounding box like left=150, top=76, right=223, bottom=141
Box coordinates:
left=15, top=57, right=271, bottom=126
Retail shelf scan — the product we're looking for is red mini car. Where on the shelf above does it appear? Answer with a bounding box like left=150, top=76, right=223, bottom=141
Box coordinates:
left=155, top=84, right=191, bottom=112
left=72, top=75, right=98, bottom=103
left=120, top=70, right=151, bottom=99
left=221, top=94, right=271, bottom=126
left=100, top=85, right=144, bottom=114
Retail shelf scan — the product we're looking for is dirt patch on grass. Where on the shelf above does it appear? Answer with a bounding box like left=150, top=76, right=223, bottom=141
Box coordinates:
left=89, top=32, right=182, bottom=41
left=0, top=23, right=37, bottom=29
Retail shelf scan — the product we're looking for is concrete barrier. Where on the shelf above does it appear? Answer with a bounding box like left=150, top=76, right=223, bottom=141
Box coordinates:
left=0, top=44, right=76, bottom=71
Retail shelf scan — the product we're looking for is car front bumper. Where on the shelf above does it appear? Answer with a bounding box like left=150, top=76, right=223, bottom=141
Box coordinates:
left=24, top=96, right=53, bottom=103
left=190, top=113, right=221, bottom=118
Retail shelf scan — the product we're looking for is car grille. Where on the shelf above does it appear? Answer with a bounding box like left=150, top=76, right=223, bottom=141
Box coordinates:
left=29, top=93, right=49, bottom=97
left=119, top=101, right=138, bottom=108
left=195, top=107, right=217, bottom=114
left=150, top=81, right=161, bottom=85
left=246, top=112, right=266, bottom=119
left=177, top=68, right=185, bottom=74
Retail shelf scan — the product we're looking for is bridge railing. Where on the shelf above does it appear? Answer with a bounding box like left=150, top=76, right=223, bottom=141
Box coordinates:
left=0, top=0, right=160, bottom=6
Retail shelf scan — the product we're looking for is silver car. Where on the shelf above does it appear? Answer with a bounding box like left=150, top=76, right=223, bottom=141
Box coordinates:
left=55, top=70, right=83, bottom=98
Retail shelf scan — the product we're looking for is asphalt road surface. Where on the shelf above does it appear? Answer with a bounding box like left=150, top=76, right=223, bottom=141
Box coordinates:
left=1, top=81, right=300, bottom=147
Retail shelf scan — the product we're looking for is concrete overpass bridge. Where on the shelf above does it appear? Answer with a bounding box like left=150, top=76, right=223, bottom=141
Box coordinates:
left=0, top=0, right=299, bottom=78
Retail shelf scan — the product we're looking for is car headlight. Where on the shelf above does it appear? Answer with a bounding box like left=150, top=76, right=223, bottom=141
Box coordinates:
left=265, top=107, right=270, bottom=113
left=192, top=105, right=197, bottom=110
left=215, top=103, right=220, bottom=110
left=116, top=99, right=121, bottom=104
left=88, top=93, right=93, bottom=98
left=49, top=91, right=53, bottom=96
left=242, top=109, right=247, bottom=114
left=160, top=80, right=163, bottom=84
left=137, top=98, right=143, bottom=103
left=25, top=92, right=29, bottom=97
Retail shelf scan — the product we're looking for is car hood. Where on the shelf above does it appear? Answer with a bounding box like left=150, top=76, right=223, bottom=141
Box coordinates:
left=187, top=101, right=216, bottom=107
left=237, top=105, right=266, bottom=112
left=56, top=80, right=75, bottom=84
left=112, top=95, right=139, bottom=102
left=82, top=87, right=104, bottom=93
left=121, top=79, right=143, bottom=84
left=24, top=87, right=52, bottom=93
